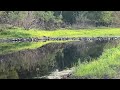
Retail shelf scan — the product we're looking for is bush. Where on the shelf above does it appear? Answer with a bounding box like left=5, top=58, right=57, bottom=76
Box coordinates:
left=7, top=70, right=19, bottom=79
left=74, top=45, right=120, bottom=79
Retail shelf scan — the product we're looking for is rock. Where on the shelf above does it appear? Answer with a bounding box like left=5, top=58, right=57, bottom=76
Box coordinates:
left=45, top=67, right=74, bottom=79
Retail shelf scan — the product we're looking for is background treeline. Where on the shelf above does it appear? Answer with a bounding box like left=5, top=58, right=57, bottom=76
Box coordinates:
left=0, top=11, right=120, bottom=30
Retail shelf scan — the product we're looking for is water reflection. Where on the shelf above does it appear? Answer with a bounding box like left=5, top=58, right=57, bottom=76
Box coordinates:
left=0, top=40, right=119, bottom=79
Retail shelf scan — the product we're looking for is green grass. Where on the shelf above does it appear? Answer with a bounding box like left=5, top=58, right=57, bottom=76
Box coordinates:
left=1, top=28, right=120, bottom=39
left=1, top=27, right=120, bottom=57
left=1, top=27, right=120, bottom=78
left=74, top=45, right=120, bottom=79
left=0, top=41, right=69, bottom=55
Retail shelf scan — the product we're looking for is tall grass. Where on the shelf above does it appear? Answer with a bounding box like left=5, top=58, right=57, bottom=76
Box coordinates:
left=74, top=45, right=120, bottom=79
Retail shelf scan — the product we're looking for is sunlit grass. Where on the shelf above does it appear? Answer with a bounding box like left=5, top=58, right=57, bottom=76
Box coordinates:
left=74, top=45, right=120, bottom=79
left=0, top=41, right=69, bottom=55
left=1, top=27, right=120, bottom=56
left=1, top=28, right=120, bottom=39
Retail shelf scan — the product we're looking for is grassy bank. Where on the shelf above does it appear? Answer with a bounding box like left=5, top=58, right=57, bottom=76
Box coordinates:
left=1, top=28, right=120, bottom=39
left=73, top=44, right=120, bottom=79
left=1, top=27, right=120, bottom=55
left=0, top=41, right=69, bottom=55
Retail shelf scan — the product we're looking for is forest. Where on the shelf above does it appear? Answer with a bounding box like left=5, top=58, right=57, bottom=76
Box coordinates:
left=0, top=11, right=120, bottom=30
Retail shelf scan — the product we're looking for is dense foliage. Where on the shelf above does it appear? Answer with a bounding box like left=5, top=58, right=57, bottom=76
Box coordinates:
left=0, top=11, right=120, bottom=30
